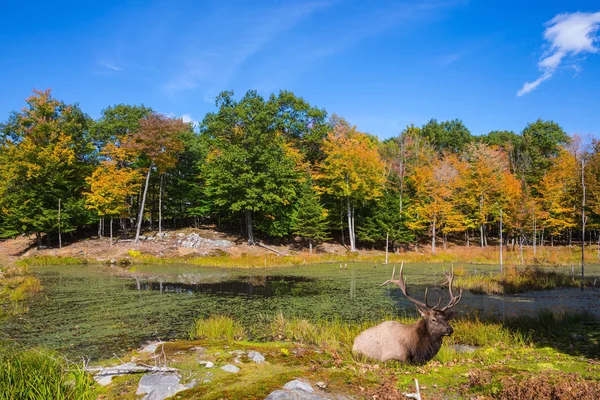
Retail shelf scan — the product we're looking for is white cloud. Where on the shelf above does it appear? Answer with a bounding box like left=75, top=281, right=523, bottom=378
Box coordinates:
left=100, top=61, right=122, bottom=71
left=518, top=11, right=600, bottom=96
left=180, top=113, right=197, bottom=126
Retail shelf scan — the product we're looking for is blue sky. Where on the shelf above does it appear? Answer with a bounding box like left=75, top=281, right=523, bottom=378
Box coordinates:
left=1, top=0, right=599, bottom=139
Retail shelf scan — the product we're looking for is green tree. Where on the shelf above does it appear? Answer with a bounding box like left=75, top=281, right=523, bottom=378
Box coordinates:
left=421, top=118, right=472, bottom=154
left=517, top=119, right=570, bottom=187
left=0, top=89, right=94, bottom=245
left=292, top=176, right=329, bottom=253
left=201, top=90, right=303, bottom=244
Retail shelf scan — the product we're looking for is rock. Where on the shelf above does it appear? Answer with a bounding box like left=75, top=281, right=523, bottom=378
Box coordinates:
left=234, top=357, right=243, bottom=364
left=140, top=342, right=162, bottom=354
left=220, top=364, right=240, bottom=373
left=450, top=344, right=479, bottom=354
left=203, top=379, right=212, bottom=384
left=315, top=382, right=327, bottom=389
left=229, top=350, right=245, bottom=355
left=136, top=373, right=180, bottom=395
left=136, top=373, right=195, bottom=400
left=283, top=380, right=314, bottom=393
left=205, top=361, right=214, bottom=368
left=248, top=350, right=266, bottom=363
left=264, top=390, right=327, bottom=400
left=263, top=380, right=340, bottom=400
left=94, top=375, right=114, bottom=386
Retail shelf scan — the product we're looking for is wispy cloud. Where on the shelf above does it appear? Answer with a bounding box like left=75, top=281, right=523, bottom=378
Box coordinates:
left=163, top=1, right=334, bottom=99
left=517, top=11, right=600, bottom=96
left=99, top=61, right=122, bottom=71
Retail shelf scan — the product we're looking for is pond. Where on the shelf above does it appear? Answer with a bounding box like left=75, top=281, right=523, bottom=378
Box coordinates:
left=2, top=262, right=599, bottom=360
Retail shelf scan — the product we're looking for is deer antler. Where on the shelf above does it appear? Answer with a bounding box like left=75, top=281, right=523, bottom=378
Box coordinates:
left=438, top=266, right=463, bottom=312
left=382, top=262, right=461, bottom=312
left=381, top=261, right=430, bottom=310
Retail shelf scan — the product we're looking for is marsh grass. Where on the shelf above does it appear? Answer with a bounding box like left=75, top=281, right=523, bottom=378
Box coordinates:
left=16, top=256, right=88, bottom=267
left=188, top=314, right=247, bottom=341
left=456, top=265, right=579, bottom=294
left=0, top=346, right=95, bottom=400
left=0, top=265, right=42, bottom=318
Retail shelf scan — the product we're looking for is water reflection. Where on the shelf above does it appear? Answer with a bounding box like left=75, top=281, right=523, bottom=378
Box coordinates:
left=129, top=275, right=317, bottom=297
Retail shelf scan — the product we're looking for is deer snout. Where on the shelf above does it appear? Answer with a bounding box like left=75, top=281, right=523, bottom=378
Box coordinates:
left=445, top=326, right=454, bottom=336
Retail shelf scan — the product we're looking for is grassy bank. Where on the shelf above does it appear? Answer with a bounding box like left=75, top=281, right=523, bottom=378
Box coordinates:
left=0, top=345, right=95, bottom=400
left=109, top=244, right=600, bottom=269
left=0, top=265, right=42, bottom=318
left=97, top=311, right=599, bottom=399
left=455, top=265, right=585, bottom=294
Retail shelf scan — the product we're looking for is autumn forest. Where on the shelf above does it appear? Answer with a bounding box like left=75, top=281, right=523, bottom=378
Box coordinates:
left=0, top=89, right=595, bottom=254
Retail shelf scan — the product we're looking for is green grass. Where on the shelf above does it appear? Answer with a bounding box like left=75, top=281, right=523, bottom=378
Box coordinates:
left=0, top=345, right=96, bottom=400
left=188, top=314, right=247, bottom=341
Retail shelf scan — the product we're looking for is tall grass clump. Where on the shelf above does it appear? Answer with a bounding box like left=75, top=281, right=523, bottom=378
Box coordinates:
left=457, top=265, right=578, bottom=294
left=449, top=316, right=528, bottom=348
left=0, top=346, right=95, bottom=400
left=188, top=315, right=246, bottom=341
left=0, top=265, right=42, bottom=318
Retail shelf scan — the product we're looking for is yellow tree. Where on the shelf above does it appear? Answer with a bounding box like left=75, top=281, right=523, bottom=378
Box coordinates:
left=463, top=143, right=521, bottom=247
left=84, top=160, right=141, bottom=243
left=315, top=117, right=385, bottom=251
left=408, top=153, right=467, bottom=253
left=536, top=149, right=578, bottom=244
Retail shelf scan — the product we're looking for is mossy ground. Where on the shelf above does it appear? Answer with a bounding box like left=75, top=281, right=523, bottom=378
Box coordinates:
left=96, top=314, right=600, bottom=400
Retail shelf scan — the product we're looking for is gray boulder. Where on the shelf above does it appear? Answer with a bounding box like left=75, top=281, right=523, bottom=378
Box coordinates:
left=248, top=350, right=266, bottom=363
left=221, top=364, right=240, bottom=373
left=136, top=373, right=195, bottom=400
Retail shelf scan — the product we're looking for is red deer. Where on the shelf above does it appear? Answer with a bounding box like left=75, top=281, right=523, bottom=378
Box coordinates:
left=352, top=262, right=463, bottom=364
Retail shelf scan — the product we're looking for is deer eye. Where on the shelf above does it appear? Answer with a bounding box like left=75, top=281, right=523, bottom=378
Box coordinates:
left=431, top=318, right=437, bottom=323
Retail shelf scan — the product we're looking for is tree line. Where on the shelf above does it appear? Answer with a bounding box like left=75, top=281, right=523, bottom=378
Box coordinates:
left=0, top=88, right=597, bottom=253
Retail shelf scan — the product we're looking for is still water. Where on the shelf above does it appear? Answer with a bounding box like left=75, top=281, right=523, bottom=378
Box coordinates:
left=2, top=262, right=599, bottom=359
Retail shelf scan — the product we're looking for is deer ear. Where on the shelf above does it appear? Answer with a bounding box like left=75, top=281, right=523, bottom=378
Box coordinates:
left=445, top=311, right=456, bottom=320
left=416, top=305, right=428, bottom=317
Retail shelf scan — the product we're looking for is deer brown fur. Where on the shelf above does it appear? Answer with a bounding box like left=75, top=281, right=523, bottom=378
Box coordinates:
left=352, top=262, right=463, bottom=364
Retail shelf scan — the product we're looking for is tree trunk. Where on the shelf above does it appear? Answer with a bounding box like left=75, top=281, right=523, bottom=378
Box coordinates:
left=499, top=209, right=503, bottom=272
left=110, top=216, right=113, bottom=246
left=466, top=230, right=470, bottom=247
left=158, top=175, right=163, bottom=234
left=347, top=197, right=355, bottom=251
left=58, top=198, right=62, bottom=249
left=480, top=224, right=484, bottom=247
left=135, top=164, right=153, bottom=243
left=533, top=207, right=537, bottom=256
left=309, top=239, right=313, bottom=254
left=581, top=157, right=586, bottom=291
left=246, top=209, right=254, bottom=245
left=443, top=233, right=447, bottom=250
left=36, top=231, right=42, bottom=249
left=431, top=219, right=436, bottom=254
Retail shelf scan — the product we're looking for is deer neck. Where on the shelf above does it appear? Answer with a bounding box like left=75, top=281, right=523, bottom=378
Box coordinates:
left=412, top=319, right=443, bottom=364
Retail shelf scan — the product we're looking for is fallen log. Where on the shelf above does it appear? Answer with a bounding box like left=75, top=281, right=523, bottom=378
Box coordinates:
left=86, top=365, right=177, bottom=375
left=257, top=242, right=288, bottom=256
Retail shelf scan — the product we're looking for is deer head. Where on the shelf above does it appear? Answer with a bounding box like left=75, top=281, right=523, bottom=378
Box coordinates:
left=381, top=261, right=463, bottom=338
